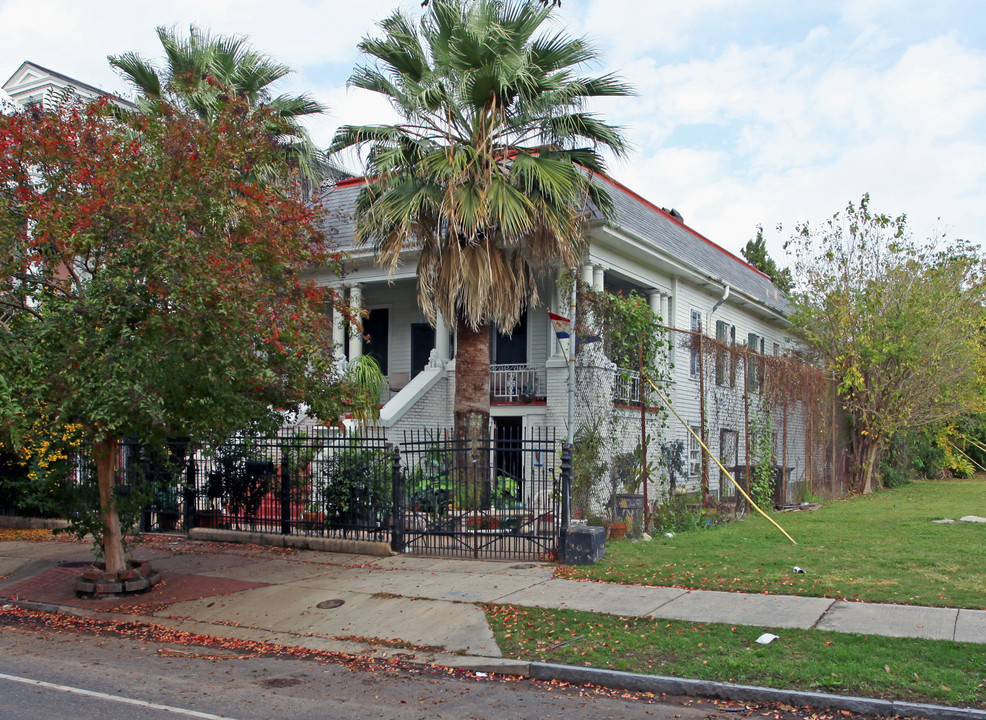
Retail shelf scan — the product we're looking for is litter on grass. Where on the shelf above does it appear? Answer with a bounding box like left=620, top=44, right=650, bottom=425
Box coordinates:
left=755, top=633, right=779, bottom=645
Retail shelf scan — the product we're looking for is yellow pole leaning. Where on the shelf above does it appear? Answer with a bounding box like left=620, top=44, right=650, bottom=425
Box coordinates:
left=645, top=376, right=797, bottom=545
left=948, top=439, right=986, bottom=473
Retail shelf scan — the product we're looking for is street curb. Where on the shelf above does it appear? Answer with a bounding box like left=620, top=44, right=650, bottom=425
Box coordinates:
left=0, top=515, right=69, bottom=530
left=434, top=654, right=531, bottom=677
left=529, top=663, right=986, bottom=720
left=187, top=528, right=395, bottom=557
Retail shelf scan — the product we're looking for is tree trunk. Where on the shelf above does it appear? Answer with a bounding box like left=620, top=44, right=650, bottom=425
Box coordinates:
left=94, top=435, right=127, bottom=574
left=453, top=313, right=491, bottom=442
left=853, top=433, right=881, bottom=495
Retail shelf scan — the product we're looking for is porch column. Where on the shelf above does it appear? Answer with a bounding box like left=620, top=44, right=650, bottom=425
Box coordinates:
left=435, top=312, right=450, bottom=363
left=669, top=277, right=679, bottom=329
left=648, top=289, right=661, bottom=317
left=332, top=287, right=346, bottom=363
left=348, top=284, right=363, bottom=363
left=592, top=265, right=605, bottom=292
left=580, top=263, right=594, bottom=286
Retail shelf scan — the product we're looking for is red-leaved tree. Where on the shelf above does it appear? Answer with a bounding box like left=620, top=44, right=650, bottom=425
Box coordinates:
left=0, top=97, right=352, bottom=573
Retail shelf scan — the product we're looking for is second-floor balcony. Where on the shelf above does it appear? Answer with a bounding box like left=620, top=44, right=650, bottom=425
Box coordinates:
left=491, top=364, right=546, bottom=404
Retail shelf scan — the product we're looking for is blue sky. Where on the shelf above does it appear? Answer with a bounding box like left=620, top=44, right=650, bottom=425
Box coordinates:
left=2, top=0, right=984, bottom=264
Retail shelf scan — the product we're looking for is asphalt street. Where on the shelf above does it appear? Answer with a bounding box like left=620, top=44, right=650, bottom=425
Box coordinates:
left=0, top=621, right=721, bottom=720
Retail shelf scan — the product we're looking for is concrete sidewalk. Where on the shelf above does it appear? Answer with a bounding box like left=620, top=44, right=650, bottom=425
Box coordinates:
left=3, top=533, right=985, bottom=662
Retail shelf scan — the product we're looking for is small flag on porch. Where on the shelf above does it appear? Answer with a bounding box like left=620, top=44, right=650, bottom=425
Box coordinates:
left=549, top=312, right=570, bottom=339
left=549, top=311, right=573, bottom=359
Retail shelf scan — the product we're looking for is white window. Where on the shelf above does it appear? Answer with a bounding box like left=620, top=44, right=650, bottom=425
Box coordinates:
left=689, top=425, right=703, bottom=478
left=689, top=310, right=702, bottom=377
left=715, top=320, right=735, bottom=387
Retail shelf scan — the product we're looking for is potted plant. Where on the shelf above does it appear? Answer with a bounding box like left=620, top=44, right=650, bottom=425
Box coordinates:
left=197, top=440, right=274, bottom=529
left=607, top=521, right=627, bottom=540
left=152, top=483, right=180, bottom=531
left=572, top=421, right=607, bottom=523
left=490, top=474, right=522, bottom=509
left=610, top=440, right=653, bottom=534
left=318, top=441, right=390, bottom=531
left=466, top=515, right=500, bottom=530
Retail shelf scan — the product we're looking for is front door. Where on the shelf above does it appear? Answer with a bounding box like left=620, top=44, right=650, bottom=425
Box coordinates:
left=494, top=416, right=524, bottom=490
left=410, top=323, right=436, bottom=379
left=363, top=308, right=389, bottom=375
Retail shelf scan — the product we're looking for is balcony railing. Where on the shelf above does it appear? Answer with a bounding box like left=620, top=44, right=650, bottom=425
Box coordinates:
left=614, top=367, right=642, bottom=406
left=491, top=364, right=546, bottom=403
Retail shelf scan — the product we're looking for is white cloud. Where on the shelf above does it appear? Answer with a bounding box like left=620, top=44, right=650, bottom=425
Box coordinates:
left=301, top=83, right=403, bottom=170
left=576, top=0, right=757, bottom=59
left=2, top=0, right=984, bottom=261
left=0, top=0, right=414, bottom=98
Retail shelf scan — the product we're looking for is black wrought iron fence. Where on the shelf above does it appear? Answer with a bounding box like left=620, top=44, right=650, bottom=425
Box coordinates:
left=135, top=429, right=393, bottom=542
left=4, top=428, right=565, bottom=560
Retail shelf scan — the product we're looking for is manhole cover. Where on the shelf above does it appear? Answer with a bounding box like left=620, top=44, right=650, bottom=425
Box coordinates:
left=261, top=678, right=302, bottom=688
left=510, top=564, right=537, bottom=570
left=317, top=599, right=345, bottom=609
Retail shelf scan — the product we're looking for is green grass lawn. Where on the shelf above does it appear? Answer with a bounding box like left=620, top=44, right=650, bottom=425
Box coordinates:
left=486, top=604, right=986, bottom=707
left=557, top=477, right=986, bottom=608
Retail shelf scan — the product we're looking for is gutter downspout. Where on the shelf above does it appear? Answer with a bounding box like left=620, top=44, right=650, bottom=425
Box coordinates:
left=711, top=283, right=731, bottom=315
left=702, top=283, right=730, bottom=502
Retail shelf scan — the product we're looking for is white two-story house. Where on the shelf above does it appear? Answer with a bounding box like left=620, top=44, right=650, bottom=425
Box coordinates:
left=318, top=172, right=802, bottom=507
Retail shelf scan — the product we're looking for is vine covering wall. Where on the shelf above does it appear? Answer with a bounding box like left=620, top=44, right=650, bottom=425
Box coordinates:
left=688, top=331, right=851, bottom=504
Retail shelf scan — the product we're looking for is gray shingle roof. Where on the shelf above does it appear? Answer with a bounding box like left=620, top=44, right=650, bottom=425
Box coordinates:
left=319, top=178, right=363, bottom=250
left=318, top=173, right=789, bottom=316
left=594, top=174, right=789, bottom=316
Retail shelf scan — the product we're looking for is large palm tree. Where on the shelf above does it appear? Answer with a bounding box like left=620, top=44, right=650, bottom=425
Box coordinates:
left=110, top=26, right=327, bottom=187
left=330, top=0, right=630, bottom=440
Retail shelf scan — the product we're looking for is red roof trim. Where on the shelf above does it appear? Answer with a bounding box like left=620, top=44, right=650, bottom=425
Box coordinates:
left=591, top=171, right=773, bottom=283
left=334, top=176, right=368, bottom=188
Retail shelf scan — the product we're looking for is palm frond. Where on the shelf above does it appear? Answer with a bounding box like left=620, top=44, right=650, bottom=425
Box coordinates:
left=268, top=93, right=325, bottom=119
left=108, top=52, right=163, bottom=99
left=115, top=26, right=327, bottom=185
left=331, top=0, right=632, bottom=330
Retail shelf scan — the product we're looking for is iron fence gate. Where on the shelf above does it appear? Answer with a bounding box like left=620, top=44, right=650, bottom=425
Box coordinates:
left=395, top=428, right=561, bottom=560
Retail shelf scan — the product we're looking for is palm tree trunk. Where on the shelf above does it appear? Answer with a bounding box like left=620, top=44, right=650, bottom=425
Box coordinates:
left=453, top=312, right=490, bottom=442
left=94, top=435, right=127, bottom=574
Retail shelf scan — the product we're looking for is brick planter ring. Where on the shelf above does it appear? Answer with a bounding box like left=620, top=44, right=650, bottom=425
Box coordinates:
left=74, top=560, right=160, bottom=598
